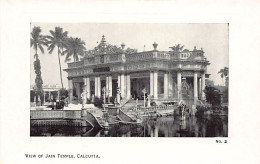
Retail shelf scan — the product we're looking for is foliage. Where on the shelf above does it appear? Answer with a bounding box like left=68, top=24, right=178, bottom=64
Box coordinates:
left=93, top=97, right=104, bottom=107
left=46, top=27, right=68, bottom=89
left=30, top=26, right=48, bottom=56
left=109, top=96, right=116, bottom=104
left=218, top=67, right=229, bottom=85
left=169, top=44, right=184, bottom=53
left=59, top=88, right=69, bottom=100
left=62, top=37, right=86, bottom=62
left=222, top=88, right=228, bottom=103
left=204, top=86, right=221, bottom=106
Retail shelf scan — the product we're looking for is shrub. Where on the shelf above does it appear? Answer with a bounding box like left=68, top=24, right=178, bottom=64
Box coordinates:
left=94, top=97, right=104, bottom=107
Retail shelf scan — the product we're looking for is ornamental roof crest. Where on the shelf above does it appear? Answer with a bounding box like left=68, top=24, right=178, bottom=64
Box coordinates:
left=84, top=35, right=137, bottom=57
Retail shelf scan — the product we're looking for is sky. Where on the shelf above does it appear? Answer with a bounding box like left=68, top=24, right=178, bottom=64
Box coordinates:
left=30, top=23, right=229, bottom=88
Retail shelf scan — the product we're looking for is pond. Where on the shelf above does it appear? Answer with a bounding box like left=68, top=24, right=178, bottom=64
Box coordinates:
left=30, top=115, right=228, bottom=137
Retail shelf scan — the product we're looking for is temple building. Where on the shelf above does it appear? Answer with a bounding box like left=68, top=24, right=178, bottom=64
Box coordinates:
left=64, top=35, right=210, bottom=107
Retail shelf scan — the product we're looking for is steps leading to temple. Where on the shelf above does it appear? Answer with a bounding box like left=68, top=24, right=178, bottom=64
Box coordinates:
left=122, top=99, right=144, bottom=110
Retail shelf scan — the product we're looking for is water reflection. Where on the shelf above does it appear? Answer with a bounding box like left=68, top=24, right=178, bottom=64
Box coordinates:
left=30, top=115, right=228, bottom=137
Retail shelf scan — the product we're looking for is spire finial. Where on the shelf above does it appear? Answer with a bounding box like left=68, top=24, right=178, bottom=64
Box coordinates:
left=153, top=42, right=158, bottom=50
left=121, top=43, right=125, bottom=49
left=101, top=35, right=106, bottom=43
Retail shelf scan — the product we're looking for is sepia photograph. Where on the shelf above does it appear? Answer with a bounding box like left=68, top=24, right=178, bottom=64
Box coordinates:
left=30, top=23, right=229, bottom=137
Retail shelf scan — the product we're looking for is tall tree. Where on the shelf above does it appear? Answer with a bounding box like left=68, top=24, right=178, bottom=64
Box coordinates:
left=30, top=26, right=48, bottom=105
left=46, top=27, right=68, bottom=89
left=62, top=37, right=86, bottom=62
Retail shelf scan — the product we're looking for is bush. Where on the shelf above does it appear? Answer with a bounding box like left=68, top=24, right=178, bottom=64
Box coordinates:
left=109, top=96, right=116, bottom=104
left=94, top=97, right=104, bottom=107
left=59, top=88, right=69, bottom=100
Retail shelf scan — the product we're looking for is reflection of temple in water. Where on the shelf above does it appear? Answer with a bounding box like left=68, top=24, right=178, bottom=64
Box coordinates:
left=30, top=116, right=228, bottom=137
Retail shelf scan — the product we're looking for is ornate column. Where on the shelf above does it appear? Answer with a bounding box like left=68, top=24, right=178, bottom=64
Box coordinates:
left=43, top=91, right=45, bottom=104
left=86, top=77, right=90, bottom=99
left=201, top=72, right=206, bottom=100
left=49, top=90, right=51, bottom=102
left=95, top=77, right=98, bottom=97
left=83, top=77, right=90, bottom=103
left=108, top=75, right=112, bottom=97
left=95, top=76, right=101, bottom=98
left=150, top=71, right=154, bottom=96
left=97, top=76, right=101, bottom=98
left=164, top=72, right=169, bottom=98
left=168, top=73, right=173, bottom=98
left=118, top=74, right=121, bottom=89
left=75, top=83, right=81, bottom=99
left=124, top=74, right=127, bottom=97
left=106, top=76, right=109, bottom=97
left=120, top=73, right=125, bottom=98
left=177, top=72, right=182, bottom=100
left=198, top=77, right=201, bottom=100
left=126, top=74, right=131, bottom=98
left=194, top=72, right=198, bottom=103
left=153, top=71, right=158, bottom=99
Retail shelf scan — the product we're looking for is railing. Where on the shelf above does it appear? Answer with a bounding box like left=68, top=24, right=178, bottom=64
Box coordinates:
left=118, top=109, right=135, bottom=122
left=30, top=110, right=81, bottom=119
left=126, top=51, right=154, bottom=61
left=86, top=111, right=103, bottom=128
left=128, top=105, right=175, bottom=112
left=156, top=52, right=171, bottom=59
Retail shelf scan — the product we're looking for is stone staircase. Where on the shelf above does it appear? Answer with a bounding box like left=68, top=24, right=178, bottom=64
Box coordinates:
left=95, top=116, right=105, bottom=127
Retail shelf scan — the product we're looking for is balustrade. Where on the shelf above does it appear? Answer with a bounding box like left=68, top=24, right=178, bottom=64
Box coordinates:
left=126, top=51, right=153, bottom=61
left=68, top=61, right=84, bottom=68
left=30, top=110, right=81, bottom=119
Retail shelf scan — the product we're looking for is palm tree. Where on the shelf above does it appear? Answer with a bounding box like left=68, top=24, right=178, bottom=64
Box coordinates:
left=169, top=44, right=184, bottom=53
left=218, top=68, right=224, bottom=85
left=223, top=67, right=229, bottom=86
left=62, top=37, right=86, bottom=62
left=219, top=67, right=229, bottom=86
left=30, top=26, right=48, bottom=105
left=46, top=27, right=68, bottom=89
left=223, top=67, right=229, bottom=77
